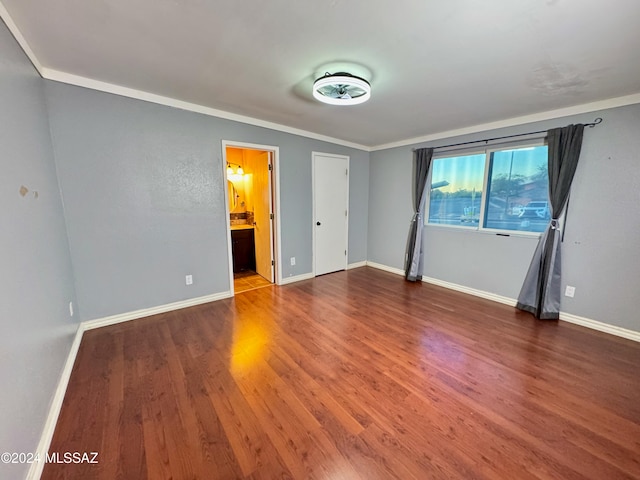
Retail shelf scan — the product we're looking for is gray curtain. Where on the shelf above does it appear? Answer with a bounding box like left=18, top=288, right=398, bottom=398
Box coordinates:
left=516, top=124, right=584, bottom=319
left=405, top=148, right=434, bottom=281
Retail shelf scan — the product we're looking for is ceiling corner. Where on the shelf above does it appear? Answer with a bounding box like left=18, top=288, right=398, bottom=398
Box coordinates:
left=0, top=0, right=44, bottom=76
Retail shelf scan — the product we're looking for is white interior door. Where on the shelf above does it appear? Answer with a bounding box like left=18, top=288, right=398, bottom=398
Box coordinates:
left=313, top=152, right=349, bottom=276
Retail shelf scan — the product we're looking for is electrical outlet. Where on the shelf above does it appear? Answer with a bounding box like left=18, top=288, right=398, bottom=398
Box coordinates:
left=290, top=257, right=296, bottom=266
left=185, top=274, right=193, bottom=285
left=69, top=301, right=74, bottom=317
left=564, top=285, right=575, bottom=298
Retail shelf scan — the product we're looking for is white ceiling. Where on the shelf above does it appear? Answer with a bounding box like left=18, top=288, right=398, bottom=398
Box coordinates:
left=2, top=0, right=640, bottom=149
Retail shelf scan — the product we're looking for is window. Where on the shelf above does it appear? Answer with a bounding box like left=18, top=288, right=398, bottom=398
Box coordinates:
left=427, top=143, right=549, bottom=234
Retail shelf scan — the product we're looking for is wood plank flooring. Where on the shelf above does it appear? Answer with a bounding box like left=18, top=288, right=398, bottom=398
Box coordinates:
left=42, top=267, right=640, bottom=479
left=234, top=271, right=272, bottom=293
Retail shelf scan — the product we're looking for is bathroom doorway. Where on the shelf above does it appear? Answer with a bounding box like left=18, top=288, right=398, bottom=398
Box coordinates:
left=223, top=141, right=280, bottom=294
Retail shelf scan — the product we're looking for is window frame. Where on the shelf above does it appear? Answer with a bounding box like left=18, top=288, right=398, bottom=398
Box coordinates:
left=425, top=139, right=549, bottom=237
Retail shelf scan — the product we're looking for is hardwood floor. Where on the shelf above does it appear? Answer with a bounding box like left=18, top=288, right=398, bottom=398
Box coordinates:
left=234, top=271, right=272, bottom=293
left=42, top=267, right=640, bottom=479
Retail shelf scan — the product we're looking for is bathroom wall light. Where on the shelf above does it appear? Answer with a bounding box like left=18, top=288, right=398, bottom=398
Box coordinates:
left=227, top=163, right=244, bottom=177
left=313, top=72, right=371, bottom=106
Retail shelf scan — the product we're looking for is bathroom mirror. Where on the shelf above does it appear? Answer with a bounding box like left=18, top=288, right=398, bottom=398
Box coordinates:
left=228, top=180, right=238, bottom=211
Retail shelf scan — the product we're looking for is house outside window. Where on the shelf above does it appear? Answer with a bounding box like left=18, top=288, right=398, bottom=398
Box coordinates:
left=427, top=143, right=549, bottom=234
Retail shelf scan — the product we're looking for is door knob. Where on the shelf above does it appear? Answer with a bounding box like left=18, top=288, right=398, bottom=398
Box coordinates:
left=316, top=221, right=321, bottom=226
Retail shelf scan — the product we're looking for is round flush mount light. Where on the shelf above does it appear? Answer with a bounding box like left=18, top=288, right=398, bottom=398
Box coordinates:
left=312, top=72, right=371, bottom=106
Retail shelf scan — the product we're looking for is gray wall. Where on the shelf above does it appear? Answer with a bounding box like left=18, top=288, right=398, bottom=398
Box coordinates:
left=368, top=104, right=640, bottom=332
left=45, top=82, right=369, bottom=321
left=0, top=20, right=77, bottom=480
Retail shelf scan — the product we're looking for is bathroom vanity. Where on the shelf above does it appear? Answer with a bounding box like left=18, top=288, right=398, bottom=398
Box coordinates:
left=230, top=225, right=256, bottom=273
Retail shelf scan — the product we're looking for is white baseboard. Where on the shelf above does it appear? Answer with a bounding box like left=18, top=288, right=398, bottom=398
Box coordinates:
left=27, top=325, right=84, bottom=480
left=421, top=276, right=517, bottom=307
left=366, top=261, right=405, bottom=276
left=559, top=312, right=640, bottom=342
left=28, top=290, right=234, bottom=479
left=279, top=272, right=315, bottom=285
left=366, top=259, right=516, bottom=307
left=347, top=261, right=367, bottom=270
left=26, top=268, right=639, bottom=480
left=366, top=261, right=640, bottom=342
left=82, top=291, right=232, bottom=331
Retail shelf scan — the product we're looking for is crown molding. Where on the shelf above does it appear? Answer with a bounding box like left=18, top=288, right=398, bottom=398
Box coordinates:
left=1, top=2, right=367, bottom=150
left=3, top=0, right=640, bottom=153
left=41, top=68, right=640, bottom=153
left=41, top=68, right=370, bottom=151
left=0, top=0, right=44, bottom=75
left=371, top=92, right=640, bottom=151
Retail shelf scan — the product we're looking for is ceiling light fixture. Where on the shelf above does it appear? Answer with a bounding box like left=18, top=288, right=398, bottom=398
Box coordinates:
left=312, top=72, right=371, bottom=106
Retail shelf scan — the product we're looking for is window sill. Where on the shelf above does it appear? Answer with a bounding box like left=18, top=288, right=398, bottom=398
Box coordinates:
left=425, top=223, right=543, bottom=239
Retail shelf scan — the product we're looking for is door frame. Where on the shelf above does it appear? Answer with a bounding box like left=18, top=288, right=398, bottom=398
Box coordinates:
left=312, top=151, right=350, bottom=277
left=222, top=140, right=281, bottom=294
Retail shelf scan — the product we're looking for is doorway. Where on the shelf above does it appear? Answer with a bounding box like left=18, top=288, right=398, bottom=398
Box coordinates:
left=223, top=141, right=280, bottom=294
left=313, top=152, right=349, bottom=276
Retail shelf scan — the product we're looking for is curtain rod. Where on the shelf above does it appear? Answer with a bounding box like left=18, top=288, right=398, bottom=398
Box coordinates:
left=413, top=117, right=602, bottom=152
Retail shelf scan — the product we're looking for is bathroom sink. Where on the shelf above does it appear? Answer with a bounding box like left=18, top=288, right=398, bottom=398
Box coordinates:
left=230, top=224, right=254, bottom=230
